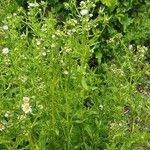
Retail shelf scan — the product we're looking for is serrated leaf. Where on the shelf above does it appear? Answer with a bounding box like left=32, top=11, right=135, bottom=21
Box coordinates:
left=101, top=0, right=118, bottom=8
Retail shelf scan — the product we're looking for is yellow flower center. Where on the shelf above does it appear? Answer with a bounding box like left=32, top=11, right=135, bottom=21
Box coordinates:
left=25, top=104, right=30, bottom=110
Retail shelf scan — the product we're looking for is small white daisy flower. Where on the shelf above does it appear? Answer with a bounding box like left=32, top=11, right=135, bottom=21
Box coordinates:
left=52, top=34, right=56, bottom=39
left=56, top=30, right=61, bottom=36
left=51, top=44, right=56, bottom=48
left=23, top=96, right=30, bottom=103
left=22, top=102, right=32, bottom=114
left=80, top=9, right=88, bottom=16
left=60, top=60, right=64, bottom=64
left=63, top=70, right=69, bottom=75
left=129, top=45, right=133, bottom=50
left=2, top=25, right=8, bottom=31
left=13, top=13, right=17, bottom=16
left=2, top=47, right=9, bottom=55
left=36, top=40, right=41, bottom=46
left=0, top=123, right=5, bottom=131
left=80, top=1, right=85, bottom=6
left=28, top=2, right=39, bottom=8
left=4, top=113, right=9, bottom=118
left=89, top=14, right=93, bottom=17
left=99, top=104, right=103, bottom=110
left=41, top=1, right=46, bottom=5
left=6, top=16, right=11, bottom=19
left=92, top=4, right=96, bottom=7
left=4, top=111, right=10, bottom=118
left=72, top=29, right=76, bottom=33
left=67, top=31, right=72, bottom=36
left=42, top=52, right=47, bottom=56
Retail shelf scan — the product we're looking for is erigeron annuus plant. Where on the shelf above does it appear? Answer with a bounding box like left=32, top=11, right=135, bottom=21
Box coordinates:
left=0, top=0, right=149, bottom=149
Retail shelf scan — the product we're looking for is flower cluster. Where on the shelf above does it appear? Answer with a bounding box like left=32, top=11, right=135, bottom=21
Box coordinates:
left=2, top=25, right=8, bottom=31
left=28, top=2, right=39, bottom=8
left=79, top=1, right=95, bottom=17
left=131, top=45, right=148, bottom=62
left=1, top=24, right=9, bottom=55
left=80, top=9, right=89, bottom=16
left=22, top=97, right=32, bottom=114
left=2, top=47, right=9, bottom=55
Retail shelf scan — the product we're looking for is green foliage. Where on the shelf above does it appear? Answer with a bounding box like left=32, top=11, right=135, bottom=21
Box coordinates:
left=101, top=0, right=118, bottom=8
left=0, top=0, right=149, bottom=149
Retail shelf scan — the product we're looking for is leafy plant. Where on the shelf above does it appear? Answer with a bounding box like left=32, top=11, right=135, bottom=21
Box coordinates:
left=0, top=0, right=149, bottom=149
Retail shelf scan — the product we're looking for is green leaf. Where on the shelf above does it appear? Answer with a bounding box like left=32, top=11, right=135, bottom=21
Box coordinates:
left=84, top=124, right=93, bottom=138
left=81, top=77, right=89, bottom=90
left=95, top=51, right=102, bottom=65
left=116, top=14, right=133, bottom=32
left=101, top=0, right=118, bottom=8
left=55, top=128, right=59, bottom=136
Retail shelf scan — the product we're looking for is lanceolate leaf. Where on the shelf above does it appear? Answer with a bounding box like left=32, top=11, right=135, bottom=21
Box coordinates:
left=81, top=77, right=89, bottom=90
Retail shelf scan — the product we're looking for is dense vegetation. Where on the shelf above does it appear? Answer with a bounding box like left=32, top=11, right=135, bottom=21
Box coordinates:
left=0, top=0, right=150, bottom=149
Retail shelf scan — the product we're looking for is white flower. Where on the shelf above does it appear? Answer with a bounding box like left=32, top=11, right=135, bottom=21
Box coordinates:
left=4, top=111, right=10, bottom=118
left=89, top=14, right=93, bottom=17
left=36, top=40, right=41, bottom=46
left=63, top=70, right=69, bottom=75
left=28, top=2, right=39, bottom=8
left=41, top=1, right=46, bottom=5
left=60, top=60, right=64, bottom=64
left=92, top=4, right=96, bottom=7
left=42, top=52, right=47, bottom=56
left=99, top=104, right=103, bottom=110
left=2, top=25, right=8, bottom=31
left=129, top=45, right=133, bottom=50
left=51, top=44, right=56, bottom=48
left=4, top=113, right=9, bottom=118
left=0, top=123, right=5, bottom=131
left=6, top=16, right=11, bottom=19
left=72, top=29, right=76, bottom=32
left=13, top=13, right=17, bottom=16
left=56, top=30, right=61, bottom=36
left=80, top=9, right=88, bottom=16
left=22, top=102, right=32, bottom=114
left=65, top=48, right=72, bottom=52
left=67, top=31, right=72, bottom=36
left=80, top=1, right=85, bottom=6
left=2, top=47, right=9, bottom=55
left=52, top=34, right=56, bottom=39
left=23, top=96, right=30, bottom=103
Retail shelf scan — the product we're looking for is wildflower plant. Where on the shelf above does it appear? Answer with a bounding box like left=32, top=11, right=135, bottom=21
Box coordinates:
left=0, top=0, right=150, bottom=149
